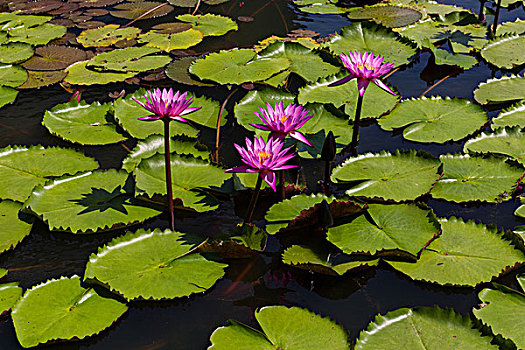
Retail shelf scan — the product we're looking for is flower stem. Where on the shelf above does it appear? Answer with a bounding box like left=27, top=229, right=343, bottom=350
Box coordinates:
left=163, top=119, right=175, bottom=230
left=492, top=0, right=502, bottom=34
left=478, top=0, right=485, bottom=21
left=279, top=171, right=285, bottom=200
left=245, top=175, right=263, bottom=223
left=214, top=88, right=238, bottom=163
left=349, top=93, right=364, bottom=156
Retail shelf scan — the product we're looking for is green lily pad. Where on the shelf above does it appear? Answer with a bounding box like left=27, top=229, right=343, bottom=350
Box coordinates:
left=151, top=22, right=192, bottom=34
left=0, top=200, right=33, bottom=254
left=24, top=170, right=161, bottom=233
left=0, top=86, right=17, bottom=108
left=491, top=101, right=525, bottom=130
left=0, top=13, right=51, bottom=30
left=323, top=22, right=416, bottom=66
left=355, top=306, right=497, bottom=349
left=283, top=245, right=379, bottom=276
left=138, top=29, right=203, bottom=52
left=0, top=145, right=98, bottom=202
left=203, top=223, right=267, bottom=257
left=331, top=150, right=441, bottom=201
left=294, top=0, right=347, bottom=14
left=209, top=305, right=350, bottom=350
left=346, top=5, right=423, bottom=28
left=0, top=43, right=33, bottom=65
left=77, top=24, right=141, bottom=47
left=110, top=1, right=174, bottom=20
left=64, top=60, right=136, bottom=85
left=18, top=70, right=67, bottom=89
left=0, top=269, right=5, bottom=279
left=87, top=46, right=171, bottom=73
left=122, top=134, right=209, bottom=172
left=297, top=73, right=399, bottom=120
left=84, top=229, right=227, bottom=300
left=481, top=34, right=525, bottom=69
left=43, top=100, right=126, bottom=145
left=12, top=275, right=127, bottom=348
left=8, top=23, right=66, bottom=46
left=474, top=74, right=525, bottom=105
left=0, top=282, right=22, bottom=315
left=327, top=203, right=439, bottom=257
left=464, top=127, right=525, bottom=165
left=22, top=45, right=88, bottom=71
left=0, top=64, right=27, bottom=88
left=430, top=46, right=479, bottom=69
left=257, top=41, right=340, bottom=82
left=165, top=56, right=214, bottom=86
left=388, top=217, right=525, bottom=286
left=473, top=286, right=525, bottom=349
left=378, top=96, right=488, bottom=143
left=189, top=48, right=291, bottom=85
left=496, top=19, right=525, bottom=36
left=176, top=13, right=237, bottom=36
left=134, top=154, right=230, bottom=212
left=415, top=1, right=472, bottom=16
left=519, top=274, right=525, bottom=291
left=431, top=154, right=523, bottom=202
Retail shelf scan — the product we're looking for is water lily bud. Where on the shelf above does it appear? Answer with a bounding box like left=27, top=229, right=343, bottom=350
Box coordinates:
left=321, top=131, right=336, bottom=161
left=318, top=199, right=333, bottom=230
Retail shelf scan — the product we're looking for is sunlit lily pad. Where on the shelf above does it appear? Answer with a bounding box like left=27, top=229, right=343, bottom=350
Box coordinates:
left=84, top=229, right=227, bottom=300
left=202, top=223, right=267, bottom=258
left=8, top=23, right=66, bottom=46
left=323, top=22, right=416, bottom=66
left=464, top=127, right=525, bottom=165
left=0, top=282, right=22, bottom=315
left=0, top=200, right=32, bottom=254
left=177, top=13, right=237, bottom=36
left=0, top=269, right=5, bottom=279
left=431, top=154, right=523, bottom=202
left=134, top=154, right=230, bottom=212
left=294, top=0, right=347, bottom=14
left=474, top=74, right=525, bottom=104
left=496, top=19, right=525, bottom=36
left=77, top=24, right=141, bottom=47
left=138, top=29, right=203, bottom=52
left=0, top=145, right=98, bottom=202
left=0, top=86, right=17, bottom=108
left=189, top=48, right=291, bottom=85
left=492, top=101, right=525, bottom=130
left=12, top=276, right=127, bottom=348
left=298, top=73, right=399, bottom=120
left=87, top=46, right=171, bottom=73
left=110, top=1, right=174, bottom=20
left=0, top=43, right=33, bottom=64
left=415, top=1, right=472, bottom=16
left=346, top=5, right=423, bottom=28
left=0, top=64, right=27, bottom=88
left=473, top=286, right=525, bottom=349
left=430, top=47, right=478, bottom=70
left=43, top=100, right=126, bottom=145
left=378, top=96, right=488, bottom=143
left=388, top=217, right=525, bottom=286
left=18, top=70, right=67, bottom=89
left=22, top=45, right=87, bottom=71
left=151, top=22, right=192, bottom=34
left=25, top=169, right=161, bottom=233
left=64, top=60, right=136, bottom=85
left=327, top=203, right=439, bottom=257
left=481, top=34, right=525, bottom=69
left=0, top=13, right=51, bottom=30
left=283, top=245, right=379, bottom=276
left=355, top=306, right=497, bottom=349
left=165, top=56, right=214, bottom=86
left=209, top=305, right=350, bottom=350
left=331, top=150, right=440, bottom=201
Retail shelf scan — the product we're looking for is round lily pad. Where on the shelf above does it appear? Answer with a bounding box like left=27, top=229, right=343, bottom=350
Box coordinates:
left=138, top=29, right=203, bottom=52
left=496, top=19, right=525, bottom=36
left=176, top=13, right=238, bottom=36
left=474, top=74, right=525, bottom=104
left=388, top=217, right=525, bottom=286
left=0, top=64, right=27, bottom=88
left=0, top=200, right=33, bottom=254
left=481, top=34, right=525, bottom=69
left=8, top=23, right=66, bottom=46
left=378, top=96, right=488, bottom=143
left=346, top=5, right=423, bottom=28
left=0, top=86, right=17, bottom=108
left=464, top=127, right=525, bottom=165
left=22, top=45, right=88, bottom=71
left=77, top=24, right=141, bottom=47
left=84, top=229, right=227, bottom=300
left=87, top=46, right=171, bottom=73
left=12, top=276, right=127, bottom=348
left=491, top=101, right=525, bottom=130
left=165, top=57, right=214, bottom=86
left=110, top=1, right=174, bottom=20
left=0, top=43, right=34, bottom=64
left=0, top=282, right=22, bottom=315
left=18, top=70, right=67, bottom=89
left=151, top=22, right=192, bottom=34
left=64, top=60, right=136, bottom=85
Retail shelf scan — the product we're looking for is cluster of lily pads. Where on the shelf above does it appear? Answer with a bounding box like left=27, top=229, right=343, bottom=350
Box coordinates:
left=0, top=0, right=525, bottom=348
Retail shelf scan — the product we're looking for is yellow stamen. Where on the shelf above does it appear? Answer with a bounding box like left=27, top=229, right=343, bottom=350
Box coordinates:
left=357, top=63, right=374, bottom=71
left=277, top=115, right=288, bottom=123
left=257, top=151, right=272, bottom=163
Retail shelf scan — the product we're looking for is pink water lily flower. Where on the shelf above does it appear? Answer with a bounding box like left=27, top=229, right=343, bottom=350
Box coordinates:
left=330, top=51, right=395, bottom=97
left=249, top=101, right=313, bottom=146
left=226, top=136, right=297, bottom=191
left=132, top=88, right=201, bottom=122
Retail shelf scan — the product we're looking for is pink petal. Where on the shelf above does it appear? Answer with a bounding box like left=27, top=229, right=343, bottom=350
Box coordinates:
left=261, top=171, right=276, bottom=191
left=289, top=131, right=312, bottom=146
left=138, top=115, right=161, bottom=121
left=372, top=78, right=396, bottom=95
left=357, top=78, right=370, bottom=97
left=328, top=74, right=353, bottom=87
left=249, top=123, right=272, bottom=131
left=225, top=165, right=252, bottom=173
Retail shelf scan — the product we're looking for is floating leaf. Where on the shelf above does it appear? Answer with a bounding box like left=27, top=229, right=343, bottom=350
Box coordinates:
left=8, top=23, right=66, bottom=46
left=165, top=56, right=214, bottom=86
left=0, top=200, right=32, bottom=254
left=87, top=46, right=171, bottom=73
left=297, top=73, right=399, bottom=120
left=496, top=19, right=525, bottom=36
left=323, top=22, right=416, bottom=66
left=77, top=24, right=140, bottom=47
left=283, top=245, right=379, bottom=276
left=12, top=276, right=127, bottom=348
left=18, top=70, right=67, bottom=89
left=378, top=96, right=487, bottom=143
left=481, top=34, right=525, bottom=69
left=332, top=150, right=440, bottom=201
left=71, top=0, right=123, bottom=7
left=203, top=223, right=267, bottom=257
left=474, top=74, right=525, bottom=104
left=492, top=101, right=525, bottom=130
left=415, top=2, right=472, bottom=16
left=209, top=306, right=350, bottom=350
left=473, top=286, right=525, bottom=349
left=388, top=217, right=525, bottom=286
left=346, top=5, right=423, bottom=28
left=110, top=1, right=174, bottom=20
left=0, top=282, right=22, bottom=315
left=430, top=46, right=478, bottom=69
left=138, top=29, right=203, bottom=52
left=431, top=154, right=523, bottom=202
left=327, top=203, right=439, bottom=257
left=64, top=60, right=136, bottom=85
left=0, top=86, right=17, bottom=108
left=0, top=43, right=33, bottom=65
left=177, top=13, right=237, bottom=36
left=84, top=229, right=227, bottom=300
left=43, top=100, right=126, bottom=145
left=0, top=13, right=51, bottom=30
left=25, top=170, right=161, bottom=233
left=514, top=198, right=525, bottom=219
left=0, top=64, right=27, bottom=88
left=22, top=45, right=87, bottom=71
left=464, top=127, right=525, bottom=165
left=0, top=269, right=5, bottom=279
left=151, top=22, right=192, bottom=34
left=189, top=48, right=291, bottom=85
left=134, top=154, right=230, bottom=212
left=355, top=306, right=497, bottom=349
left=0, top=145, right=98, bottom=202
left=294, top=0, right=347, bottom=14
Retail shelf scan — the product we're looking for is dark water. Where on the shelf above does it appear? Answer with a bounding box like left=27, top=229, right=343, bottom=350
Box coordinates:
left=1, top=0, right=525, bottom=349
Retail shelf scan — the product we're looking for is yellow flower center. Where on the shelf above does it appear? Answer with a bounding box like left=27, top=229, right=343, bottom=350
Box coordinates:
left=357, top=63, right=374, bottom=71
left=257, top=151, right=272, bottom=163
left=277, top=115, right=288, bottom=123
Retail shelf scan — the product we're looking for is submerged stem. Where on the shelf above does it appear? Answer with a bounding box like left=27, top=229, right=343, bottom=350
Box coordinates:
left=245, top=175, right=263, bottom=223
left=349, top=93, right=364, bottom=156
left=279, top=171, right=285, bottom=200
left=163, top=119, right=175, bottom=230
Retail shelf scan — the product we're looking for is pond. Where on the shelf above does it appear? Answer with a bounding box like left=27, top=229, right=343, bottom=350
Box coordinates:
left=0, top=0, right=524, bottom=348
